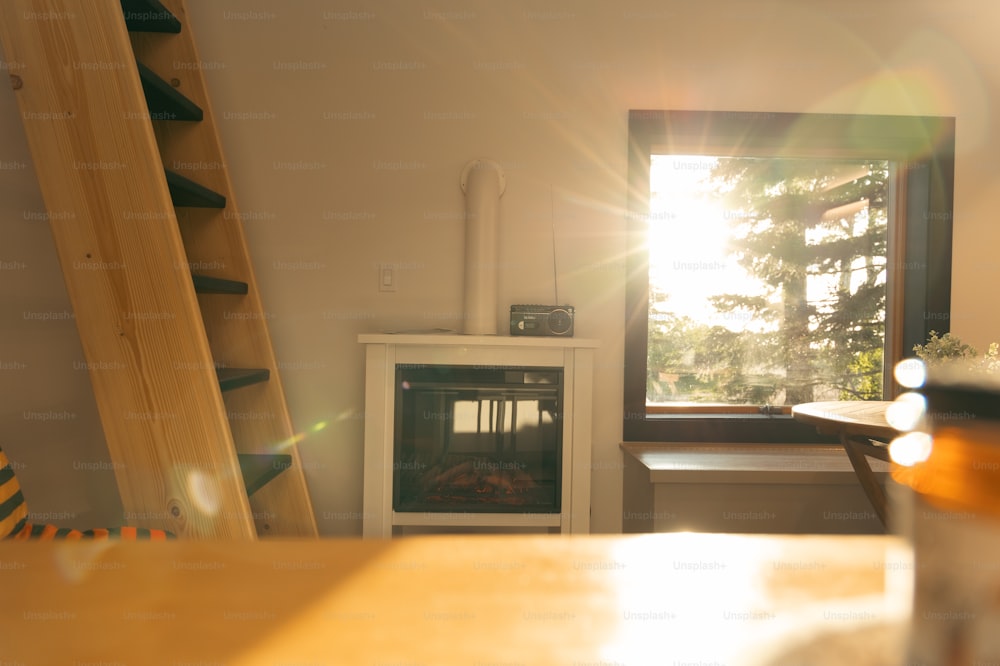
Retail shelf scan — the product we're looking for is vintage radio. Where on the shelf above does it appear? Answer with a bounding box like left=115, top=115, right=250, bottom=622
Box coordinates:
left=510, top=304, right=574, bottom=337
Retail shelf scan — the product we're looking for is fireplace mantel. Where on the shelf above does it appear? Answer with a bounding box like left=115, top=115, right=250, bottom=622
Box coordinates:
left=359, top=333, right=598, bottom=536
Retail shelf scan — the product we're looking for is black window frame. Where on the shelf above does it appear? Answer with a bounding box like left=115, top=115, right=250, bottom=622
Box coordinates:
left=624, top=110, right=956, bottom=443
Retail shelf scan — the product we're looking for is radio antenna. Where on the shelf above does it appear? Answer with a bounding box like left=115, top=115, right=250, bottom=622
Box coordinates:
left=550, top=185, right=559, bottom=305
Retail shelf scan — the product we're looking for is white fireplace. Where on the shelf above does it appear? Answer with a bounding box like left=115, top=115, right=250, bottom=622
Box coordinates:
left=359, top=333, right=597, bottom=537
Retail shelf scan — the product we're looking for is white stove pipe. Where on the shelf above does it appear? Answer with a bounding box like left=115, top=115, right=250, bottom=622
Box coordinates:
left=460, top=159, right=506, bottom=335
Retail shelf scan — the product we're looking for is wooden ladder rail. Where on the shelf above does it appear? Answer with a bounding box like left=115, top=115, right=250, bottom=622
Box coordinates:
left=0, top=0, right=318, bottom=538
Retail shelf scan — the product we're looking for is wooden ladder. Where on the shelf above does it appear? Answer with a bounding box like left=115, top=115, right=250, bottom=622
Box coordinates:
left=0, top=0, right=318, bottom=538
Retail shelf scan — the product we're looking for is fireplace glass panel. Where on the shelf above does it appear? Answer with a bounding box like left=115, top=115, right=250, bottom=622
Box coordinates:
left=393, top=365, right=563, bottom=513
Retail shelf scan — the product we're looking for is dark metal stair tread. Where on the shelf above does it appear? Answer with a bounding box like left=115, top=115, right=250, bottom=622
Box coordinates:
left=165, top=170, right=226, bottom=208
left=192, top=274, right=249, bottom=295
left=136, top=62, right=202, bottom=121
left=216, top=367, right=269, bottom=392
left=121, top=0, right=182, bottom=33
left=237, top=453, right=291, bottom=497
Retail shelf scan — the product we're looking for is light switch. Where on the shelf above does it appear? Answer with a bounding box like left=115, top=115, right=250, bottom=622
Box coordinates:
left=378, top=264, right=396, bottom=292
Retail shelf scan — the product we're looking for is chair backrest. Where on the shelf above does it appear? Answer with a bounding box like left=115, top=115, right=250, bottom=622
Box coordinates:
left=0, top=447, right=28, bottom=539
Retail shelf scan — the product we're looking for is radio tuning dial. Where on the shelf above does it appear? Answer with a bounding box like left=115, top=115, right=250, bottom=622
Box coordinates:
left=548, top=308, right=573, bottom=335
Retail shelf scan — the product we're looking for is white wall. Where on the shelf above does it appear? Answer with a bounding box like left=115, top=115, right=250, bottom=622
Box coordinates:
left=0, top=64, right=123, bottom=528
left=2, top=0, right=998, bottom=535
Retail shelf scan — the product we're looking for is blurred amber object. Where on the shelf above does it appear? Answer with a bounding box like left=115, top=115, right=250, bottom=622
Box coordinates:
left=893, top=422, right=1000, bottom=518
left=894, top=365, right=1000, bottom=665
left=893, top=367, right=1000, bottom=517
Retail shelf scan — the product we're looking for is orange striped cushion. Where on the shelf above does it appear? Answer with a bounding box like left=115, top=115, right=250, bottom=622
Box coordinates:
left=12, top=524, right=174, bottom=540
left=0, top=447, right=28, bottom=539
left=81, top=526, right=173, bottom=540
left=0, top=446, right=174, bottom=540
left=12, top=523, right=79, bottom=540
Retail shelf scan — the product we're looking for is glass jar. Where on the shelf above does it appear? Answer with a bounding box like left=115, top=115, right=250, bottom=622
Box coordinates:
left=891, top=366, right=1000, bottom=664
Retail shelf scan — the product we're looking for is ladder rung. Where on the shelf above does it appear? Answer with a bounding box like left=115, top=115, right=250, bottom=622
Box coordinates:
left=192, top=274, right=249, bottom=295
left=216, top=367, right=270, bottom=392
left=137, top=62, right=203, bottom=122
left=237, top=453, right=292, bottom=497
left=165, top=170, right=226, bottom=208
left=120, top=0, right=182, bottom=33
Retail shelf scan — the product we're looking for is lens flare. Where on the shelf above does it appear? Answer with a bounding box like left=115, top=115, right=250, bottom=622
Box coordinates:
left=885, top=392, right=926, bottom=432
left=894, top=358, right=926, bottom=389
left=268, top=418, right=333, bottom=453
left=186, top=469, right=220, bottom=515
left=889, top=431, right=933, bottom=467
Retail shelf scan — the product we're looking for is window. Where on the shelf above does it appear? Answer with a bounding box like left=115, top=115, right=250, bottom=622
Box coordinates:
left=624, top=111, right=955, bottom=442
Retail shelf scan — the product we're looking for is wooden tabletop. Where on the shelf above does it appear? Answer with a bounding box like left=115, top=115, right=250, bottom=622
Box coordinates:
left=0, top=534, right=912, bottom=665
left=791, top=401, right=898, bottom=441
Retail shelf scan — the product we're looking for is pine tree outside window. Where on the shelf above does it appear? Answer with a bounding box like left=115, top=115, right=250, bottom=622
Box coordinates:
left=624, top=111, right=955, bottom=443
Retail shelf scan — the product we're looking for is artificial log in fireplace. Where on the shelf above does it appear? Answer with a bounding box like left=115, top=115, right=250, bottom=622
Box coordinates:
left=393, top=365, right=562, bottom=513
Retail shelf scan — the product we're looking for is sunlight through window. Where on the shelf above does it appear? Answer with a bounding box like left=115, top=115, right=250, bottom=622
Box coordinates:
left=646, top=154, right=890, bottom=409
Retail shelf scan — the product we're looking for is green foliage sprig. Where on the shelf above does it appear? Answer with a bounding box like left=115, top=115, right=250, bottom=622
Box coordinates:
left=912, top=330, right=977, bottom=363
left=912, top=330, right=1000, bottom=372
